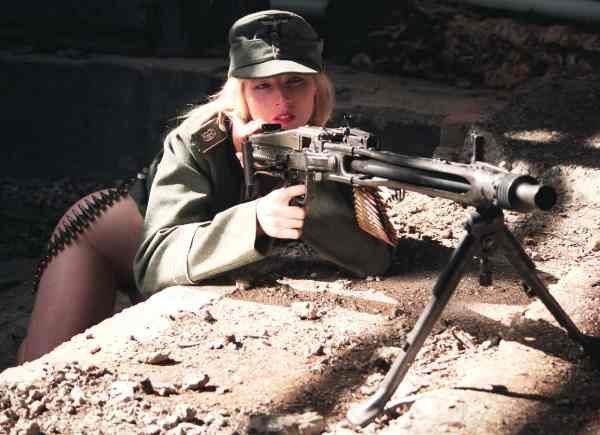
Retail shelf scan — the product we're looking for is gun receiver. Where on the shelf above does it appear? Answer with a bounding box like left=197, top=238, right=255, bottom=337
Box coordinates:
left=245, top=125, right=556, bottom=212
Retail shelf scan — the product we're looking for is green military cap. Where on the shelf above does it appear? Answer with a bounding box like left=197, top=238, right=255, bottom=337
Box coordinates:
left=228, top=9, right=323, bottom=79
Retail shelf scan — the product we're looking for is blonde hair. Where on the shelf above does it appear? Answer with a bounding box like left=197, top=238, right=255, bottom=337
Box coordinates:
left=175, top=72, right=335, bottom=136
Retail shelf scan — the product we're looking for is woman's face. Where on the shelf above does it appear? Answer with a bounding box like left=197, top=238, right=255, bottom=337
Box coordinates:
left=243, top=74, right=317, bottom=129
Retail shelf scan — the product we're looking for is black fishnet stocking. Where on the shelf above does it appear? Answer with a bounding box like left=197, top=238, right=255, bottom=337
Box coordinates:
left=18, top=191, right=144, bottom=363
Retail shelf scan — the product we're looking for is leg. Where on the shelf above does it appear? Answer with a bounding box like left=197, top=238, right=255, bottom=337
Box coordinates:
left=500, top=226, right=600, bottom=358
left=17, top=191, right=144, bottom=364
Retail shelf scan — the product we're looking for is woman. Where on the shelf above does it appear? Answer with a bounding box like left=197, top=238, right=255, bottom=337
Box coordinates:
left=18, top=10, right=392, bottom=364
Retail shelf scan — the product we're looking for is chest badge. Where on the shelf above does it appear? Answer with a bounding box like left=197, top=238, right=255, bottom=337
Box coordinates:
left=191, top=118, right=228, bottom=154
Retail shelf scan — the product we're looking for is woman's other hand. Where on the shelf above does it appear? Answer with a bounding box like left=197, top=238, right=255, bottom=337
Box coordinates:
left=230, top=115, right=265, bottom=167
left=256, top=185, right=306, bottom=239
left=230, top=115, right=264, bottom=152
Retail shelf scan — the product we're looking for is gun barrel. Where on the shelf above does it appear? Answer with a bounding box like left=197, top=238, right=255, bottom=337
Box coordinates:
left=349, top=159, right=470, bottom=193
left=503, top=176, right=557, bottom=211
left=349, top=159, right=557, bottom=212
left=515, top=178, right=556, bottom=210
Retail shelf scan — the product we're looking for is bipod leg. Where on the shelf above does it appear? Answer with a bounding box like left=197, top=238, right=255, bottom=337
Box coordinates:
left=499, top=227, right=600, bottom=361
left=347, top=228, right=479, bottom=427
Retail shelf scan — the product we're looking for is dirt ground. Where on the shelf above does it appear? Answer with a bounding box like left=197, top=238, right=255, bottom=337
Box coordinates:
left=0, top=74, right=599, bottom=435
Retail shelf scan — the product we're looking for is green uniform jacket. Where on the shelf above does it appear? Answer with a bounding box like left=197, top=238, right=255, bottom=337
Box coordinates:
left=134, top=115, right=392, bottom=295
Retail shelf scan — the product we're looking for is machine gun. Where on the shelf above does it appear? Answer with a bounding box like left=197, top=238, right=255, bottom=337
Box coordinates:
left=244, top=124, right=556, bottom=212
left=243, top=124, right=600, bottom=426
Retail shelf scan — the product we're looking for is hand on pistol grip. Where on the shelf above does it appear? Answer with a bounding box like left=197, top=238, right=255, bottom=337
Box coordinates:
left=256, top=184, right=306, bottom=240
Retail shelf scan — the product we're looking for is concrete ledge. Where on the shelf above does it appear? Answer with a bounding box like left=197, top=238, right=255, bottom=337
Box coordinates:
left=2, top=263, right=598, bottom=433
left=0, top=285, right=232, bottom=385
left=0, top=284, right=388, bottom=434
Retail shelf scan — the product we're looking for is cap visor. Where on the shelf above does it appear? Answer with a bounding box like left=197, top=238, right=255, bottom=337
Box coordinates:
left=232, top=59, right=319, bottom=79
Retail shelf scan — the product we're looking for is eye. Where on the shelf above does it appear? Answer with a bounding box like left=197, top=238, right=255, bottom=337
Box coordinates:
left=286, top=75, right=305, bottom=87
left=253, top=81, right=271, bottom=91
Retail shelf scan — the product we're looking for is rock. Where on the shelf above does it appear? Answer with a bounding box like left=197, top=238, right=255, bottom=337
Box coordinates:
left=208, top=338, right=226, bottom=350
left=154, top=382, right=179, bottom=397
left=235, top=278, right=253, bottom=291
left=108, top=381, right=136, bottom=403
left=139, top=351, right=173, bottom=365
left=209, top=334, right=240, bottom=350
left=174, top=404, right=197, bottom=422
left=360, top=372, right=385, bottom=395
left=142, top=424, right=161, bottom=435
left=11, top=419, right=41, bottom=435
left=481, top=335, right=502, bottom=350
left=181, top=373, right=210, bottom=392
left=65, top=371, right=80, bottom=382
left=167, top=422, right=204, bottom=435
left=26, top=390, right=43, bottom=405
left=291, top=302, right=320, bottom=320
left=69, top=386, right=86, bottom=406
left=0, top=412, right=14, bottom=428
left=587, top=234, right=600, bottom=252
left=143, top=415, right=159, bottom=426
left=141, top=378, right=178, bottom=397
left=248, top=411, right=326, bottom=435
left=309, top=344, right=325, bottom=357
left=82, top=364, right=100, bottom=374
left=159, top=415, right=181, bottom=431
left=203, top=310, right=217, bottom=323
left=27, top=400, right=46, bottom=418
left=441, top=229, right=453, bottom=239
left=16, top=382, right=35, bottom=395
left=369, top=346, right=402, bottom=371
left=204, top=409, right=230, bottom=429
left=216, top=386, right=231, bottom=395
left=337, top=429, right=361, bottom=435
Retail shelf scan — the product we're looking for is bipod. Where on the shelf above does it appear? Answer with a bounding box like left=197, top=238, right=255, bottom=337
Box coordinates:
left=347, top=205, right=600, bottom=427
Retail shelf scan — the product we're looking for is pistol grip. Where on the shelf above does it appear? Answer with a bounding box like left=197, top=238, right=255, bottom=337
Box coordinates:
left=286, top=173, right=309, bottom=207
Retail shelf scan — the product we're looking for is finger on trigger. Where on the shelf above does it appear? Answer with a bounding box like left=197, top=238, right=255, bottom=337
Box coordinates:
left=284, top=184, right=306, bottom=199
left=280, top=218, right=304, bottom=229
left=279, top=206, right=306, bottom=220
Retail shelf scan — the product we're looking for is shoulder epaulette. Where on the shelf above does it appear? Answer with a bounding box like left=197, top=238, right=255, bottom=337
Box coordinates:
left=190, top=117, right=227, bottom=154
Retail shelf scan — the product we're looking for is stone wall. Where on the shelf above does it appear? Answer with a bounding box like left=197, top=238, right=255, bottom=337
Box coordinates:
left=0, top=55, right=225, bottom=178
left=0, top=1, right=268, bottom=57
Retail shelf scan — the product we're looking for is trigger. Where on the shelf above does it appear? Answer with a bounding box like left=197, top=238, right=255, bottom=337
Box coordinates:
left=288, top=174, right=308, bottom=207
left=290, top=194, right=306, bottom=207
